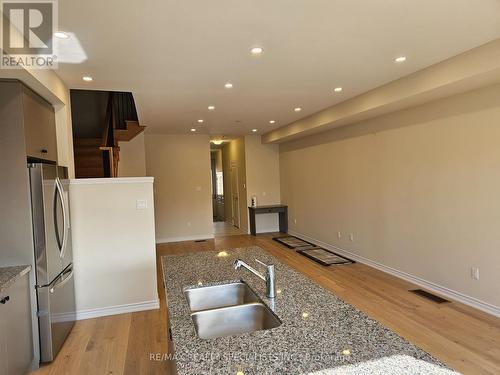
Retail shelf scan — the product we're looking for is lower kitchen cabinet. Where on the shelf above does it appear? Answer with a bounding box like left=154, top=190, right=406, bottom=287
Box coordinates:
left=0, top=273, right=33, bottom=375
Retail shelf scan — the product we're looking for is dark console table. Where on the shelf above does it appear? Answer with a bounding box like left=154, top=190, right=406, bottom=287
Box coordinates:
left=248, top=205, right=288, bottom=236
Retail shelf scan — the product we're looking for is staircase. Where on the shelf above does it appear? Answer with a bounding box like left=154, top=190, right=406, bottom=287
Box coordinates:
left=72, top=91, right=143, bottom=179
left=74, top=138, right=105, bottom=178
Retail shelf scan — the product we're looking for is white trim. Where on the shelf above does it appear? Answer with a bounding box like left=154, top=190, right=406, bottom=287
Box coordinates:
left=156, top=234, right=215, bottom=244
left=254, top=227, right=280, bottom=234
left=289, top=230, right=500, bottom=317
left=75, top=299, right=160, bottom=321
left=70, top=177, right=154, bottom=185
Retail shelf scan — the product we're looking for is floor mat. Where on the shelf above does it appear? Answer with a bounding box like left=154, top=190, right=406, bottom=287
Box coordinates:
left=273, top=236, right=316, bottom=249
left=273, top=235, right=355, bottom=266
left=297, top=248, right=354, bottom=266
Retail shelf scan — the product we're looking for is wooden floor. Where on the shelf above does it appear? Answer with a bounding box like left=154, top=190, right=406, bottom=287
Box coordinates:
left=31, top=234, right=500, bottom=375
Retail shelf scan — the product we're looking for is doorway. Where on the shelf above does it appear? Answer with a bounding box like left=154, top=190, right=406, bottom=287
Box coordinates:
left=230, top=164, right=240, bottom=228
left=210, top=148, right=225, bottom=222
left=210, top=140, right=245, bottom=236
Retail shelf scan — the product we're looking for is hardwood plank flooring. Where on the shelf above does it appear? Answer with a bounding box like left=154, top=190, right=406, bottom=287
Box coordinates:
left=30, top=234, right=500, bottom=375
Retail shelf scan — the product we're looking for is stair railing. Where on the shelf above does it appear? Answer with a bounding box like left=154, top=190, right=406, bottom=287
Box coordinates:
left=99, top=92, right=120, bottom=177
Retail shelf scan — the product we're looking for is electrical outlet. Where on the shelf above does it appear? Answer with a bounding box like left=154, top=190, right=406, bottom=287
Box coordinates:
left=293, top=218, right=297, bottom=224
left=349, top=233, right=354, bottom=241
left=136, top=199, right=147, bottom=210
left=470, top=267, right=480, bottom=280
left=337, top=231, right=341, bottom=239
left=187, top=221, right=192, bottom=227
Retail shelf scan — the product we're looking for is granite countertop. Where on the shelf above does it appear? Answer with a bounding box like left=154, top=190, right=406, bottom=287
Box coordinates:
left=0, top=265, right=31, bottom=294
left=162, top=246, right=458, bottom=375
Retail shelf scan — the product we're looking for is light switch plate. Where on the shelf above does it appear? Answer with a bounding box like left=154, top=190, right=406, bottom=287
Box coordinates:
left=136, top=199, right=147, bottom=210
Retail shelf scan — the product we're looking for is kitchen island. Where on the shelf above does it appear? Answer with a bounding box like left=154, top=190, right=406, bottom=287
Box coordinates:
left=162, top=246, right=456, bottom=374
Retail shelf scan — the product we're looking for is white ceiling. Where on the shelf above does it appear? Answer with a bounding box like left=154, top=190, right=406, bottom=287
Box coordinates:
left=56, top=0, right=500, bottom=136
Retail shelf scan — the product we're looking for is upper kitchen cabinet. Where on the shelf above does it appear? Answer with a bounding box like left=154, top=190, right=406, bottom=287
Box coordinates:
left=0, top=80, right=58, bottom=163
left=23, top=85, right=58, bottom=162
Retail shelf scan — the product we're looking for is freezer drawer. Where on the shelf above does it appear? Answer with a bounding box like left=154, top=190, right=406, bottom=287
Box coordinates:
left=37, top=263, right=76, bottom=362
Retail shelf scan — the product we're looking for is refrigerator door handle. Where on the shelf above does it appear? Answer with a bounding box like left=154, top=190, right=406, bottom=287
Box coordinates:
left=36, top=264, right=73, bottom=291
left=49, top=265, right=74, bottom=294
left=36, top=274, right=60, bottom=290
left=54, top=177, right=68, bottom=259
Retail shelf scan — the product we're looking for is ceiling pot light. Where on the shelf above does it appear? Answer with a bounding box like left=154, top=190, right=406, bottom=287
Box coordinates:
left=225, top=83, right=233, bottom=88
left=82, top=76, right=93, bottom=82
left=197, top=119, right=204, bottom=123
left=334, top=87, right=343, bottom=92
left=252, top=129, right=258, bottom=132
left=294, top=107, right=302, bottom=112
left=211, top=140, right=223, bottom=145
left=208, top=106, right=215, bottom=110
left=190, top=128, right=196, bottom=132
left=395, top=56, right=407, bottom=63
left=269, top=120, right=276, bottom=124
left=54, top=32, right=69, bottom=39
left=250, top=46, right=263, bottom=54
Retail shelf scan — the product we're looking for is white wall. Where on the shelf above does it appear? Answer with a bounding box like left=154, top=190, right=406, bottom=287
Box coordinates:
left=145, top=134, right=213, bottom=243
left=280, top=84, right=500, bottom=315
left=69, top=178, right=158, bottom=318
left=245, top=135, right=281, bottom=233
left=118, top=133, right=147, bottom=177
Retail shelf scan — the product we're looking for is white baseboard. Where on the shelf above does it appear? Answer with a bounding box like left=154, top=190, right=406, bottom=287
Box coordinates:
left=75, top=299, right=160, bottom=321
left=156, top=234, right=214, bottom=244
left=255, top=227, right=280, bottom=234
left=288, top=230, right=500, bottom=317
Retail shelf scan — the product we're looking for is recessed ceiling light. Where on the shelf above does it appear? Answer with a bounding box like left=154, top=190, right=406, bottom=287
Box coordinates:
left=252, top=129, right=258, bottom=132
left=250, top=46, right=263, bottom=54
left=197, top=119, right=204, bottom=123
left=269, top=120, right=276, bottom=124
left=190, top=128, right=196, bottom=132
left=82, top=76, right=93, bottom=82
left=294, top=107, right=302, bottom=112
left=334, top=87, right=343, bottom=92
left=395, top=56, right=407, bottom=63
left=208, top=106, right=215, bottom=110
left=211, top=140, right=223, bottom=145
left=225, top=83, right=233, bottom=88
left=54, top=32, right=69, bottom=39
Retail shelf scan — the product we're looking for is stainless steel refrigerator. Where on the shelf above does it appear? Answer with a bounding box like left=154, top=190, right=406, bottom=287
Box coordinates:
left=28, top=163, right=76, bottom=362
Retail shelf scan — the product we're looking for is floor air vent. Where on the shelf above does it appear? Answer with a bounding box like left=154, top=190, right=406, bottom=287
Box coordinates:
left=194, top=239, right=207, bottom=243
left=410, top=289, right=450, bottom=304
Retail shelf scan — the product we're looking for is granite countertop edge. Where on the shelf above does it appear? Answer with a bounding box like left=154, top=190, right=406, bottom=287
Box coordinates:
left=0, top=265, right=32, bottom=294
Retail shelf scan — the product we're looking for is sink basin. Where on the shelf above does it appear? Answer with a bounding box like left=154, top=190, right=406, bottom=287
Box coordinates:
left=190, top=302, right=281, bottom=339
left=184, top=282, right=260, bottom=312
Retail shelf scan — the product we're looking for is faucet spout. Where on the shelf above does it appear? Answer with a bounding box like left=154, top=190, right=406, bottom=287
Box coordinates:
left=234, top=258, right=276, bottom=299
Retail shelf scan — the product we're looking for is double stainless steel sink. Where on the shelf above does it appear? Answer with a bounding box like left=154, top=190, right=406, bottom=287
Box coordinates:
left=184, top=281, right=281, bottom=339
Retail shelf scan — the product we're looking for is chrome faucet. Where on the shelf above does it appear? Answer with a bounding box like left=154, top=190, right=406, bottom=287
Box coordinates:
left=234, top=258, right=276, bottom=299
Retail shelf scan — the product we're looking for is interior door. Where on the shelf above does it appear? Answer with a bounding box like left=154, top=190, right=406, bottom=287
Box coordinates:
left=230, top=166, right=240, bottom=228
